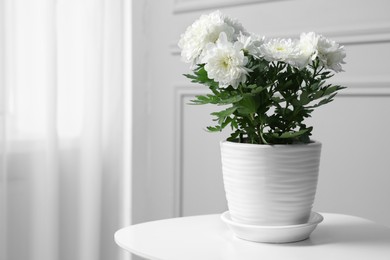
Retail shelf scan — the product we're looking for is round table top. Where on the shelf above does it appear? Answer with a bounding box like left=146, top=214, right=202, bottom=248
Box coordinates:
left=115, top=213, right=390, bottom=260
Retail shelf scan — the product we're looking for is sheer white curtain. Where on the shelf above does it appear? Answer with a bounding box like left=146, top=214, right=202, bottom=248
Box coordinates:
left=0, top=1, right=132, bottom=260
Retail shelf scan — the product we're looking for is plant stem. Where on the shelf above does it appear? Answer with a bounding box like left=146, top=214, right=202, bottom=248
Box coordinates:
left=259, top=124, right=268, bottom=144
left=256, top=123, right=262, bottom=144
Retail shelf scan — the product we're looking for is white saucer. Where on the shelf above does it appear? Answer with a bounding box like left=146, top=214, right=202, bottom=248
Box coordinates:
left=221, top=211, right=323, bottom=243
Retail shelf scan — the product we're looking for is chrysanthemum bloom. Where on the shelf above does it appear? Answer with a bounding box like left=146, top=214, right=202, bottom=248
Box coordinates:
left=201, top=32, right=251, bottom=89
left=178, top=10, right=247, bottom=67
left=289, top=32, right=319, bottom=69
left=317, top=35, right=346, bottom=72
left=259, top=38, right=298, bottom=63
left=237, top=32, right=264, bottom=59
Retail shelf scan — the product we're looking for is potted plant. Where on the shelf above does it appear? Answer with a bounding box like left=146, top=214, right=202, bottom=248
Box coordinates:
left=178, top=10, right=346, bottom=240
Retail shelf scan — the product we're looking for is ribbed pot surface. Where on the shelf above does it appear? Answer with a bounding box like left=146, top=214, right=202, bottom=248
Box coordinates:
left=220, top=140, right=322, bottom=226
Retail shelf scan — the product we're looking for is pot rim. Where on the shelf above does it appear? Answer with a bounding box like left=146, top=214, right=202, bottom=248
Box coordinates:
left=221, top=139, right=321, bottom=148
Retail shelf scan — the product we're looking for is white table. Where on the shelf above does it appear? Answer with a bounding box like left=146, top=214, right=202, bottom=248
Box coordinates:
left=115, top=213, right=390, bottom=260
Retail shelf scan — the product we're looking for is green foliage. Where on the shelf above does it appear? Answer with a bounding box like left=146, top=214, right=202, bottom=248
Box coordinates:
left=186, top=59, right=345, bottom=144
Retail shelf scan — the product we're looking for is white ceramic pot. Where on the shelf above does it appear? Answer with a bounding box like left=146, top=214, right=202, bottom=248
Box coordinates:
left=220, top=140, right=322, bottom=226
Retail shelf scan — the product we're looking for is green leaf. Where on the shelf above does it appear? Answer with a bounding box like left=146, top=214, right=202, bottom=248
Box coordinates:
left=211, top=106, right=237, bottom=125
left=231, top=118, right=238, bottom=130
left=246, top=84, right=258, bottom=89
left=308, top=81, right=321, bottom=91
left=273, top=127, right=311, bottom=139
left=278, top=79, right=294, bottom=91
left=211, top=106, right=237, bottom=118
left=190, top=95, right=216, bottom=105
left=324, top=85, right=345, bottom=96
left=206, top=125, right=222, bottom=132
left=237, top=94, right=258, bottom=115
left=300, top=91, right=310, bottom=105
left=184, top=66, right=219, bottom=89
left=219, top=95, right=243, bottom=105
left=251, top=85, right=265, bottom=94
left=183, top=73, right=197, bottom=80
left=227, top=130, right=241, bottom=142
left=221, top=116, right=232, bottom=129
left=312, top=89, right=324, bottom=100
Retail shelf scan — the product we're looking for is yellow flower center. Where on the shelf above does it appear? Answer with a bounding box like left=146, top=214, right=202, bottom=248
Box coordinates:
left=222, top=56, right=232, bottom=69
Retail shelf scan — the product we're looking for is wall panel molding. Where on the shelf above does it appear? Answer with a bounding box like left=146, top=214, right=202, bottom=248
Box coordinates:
left=328, top=24, right=390, bottom=45
left=173, top=87, right=209, bottom=217
left=265, top=23, right=390, bottom=45
left=338, top=80, right=390, bottom=97
left=173, top=0, right=276, bottom=14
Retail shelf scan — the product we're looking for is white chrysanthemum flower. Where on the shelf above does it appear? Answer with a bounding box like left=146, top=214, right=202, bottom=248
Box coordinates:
left=317, top=35, right=346, bottom=72
left=289, top=32, right=319, bottom=69
left=178, top=10, right=247, bottom=66
left=224, top=15, right=248, bottom=39
left=201, top=32, right=251, bottom=89
left=237, top=32, right=264, bottom=59
left=259, top=38, right=298, bottom=63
